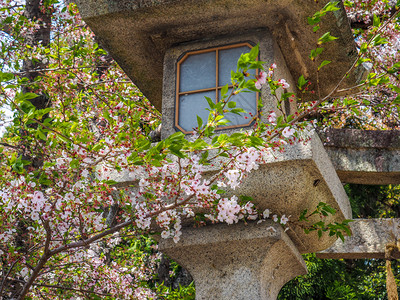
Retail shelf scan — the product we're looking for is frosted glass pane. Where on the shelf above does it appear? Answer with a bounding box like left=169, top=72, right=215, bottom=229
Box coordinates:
left=219, top=46, right=256, bottom=86
left=180, top=52, right=216, bottom=92
left=219, top=89, right=257, bottom=126
left=179, top=91, right=215, bottom=132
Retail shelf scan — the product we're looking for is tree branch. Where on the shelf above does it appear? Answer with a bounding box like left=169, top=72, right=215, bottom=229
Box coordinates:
left=10, top=278, right=111, bottom=297
left=0, top=142, right=20, bottom=150
left=18, top=220, right=52, bottom=299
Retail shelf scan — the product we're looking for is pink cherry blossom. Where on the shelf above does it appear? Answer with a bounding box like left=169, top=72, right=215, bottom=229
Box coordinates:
left=278, top=79, right=290, bottom=89
left=224, top=169, right=241, bottom=189
left=282, top=127, right=295, bottom=138
left=255, top=71, right=267, bottom=89
left=268, top=112, right=277, bottom=124
left=280, top=214, right=289, bottom=225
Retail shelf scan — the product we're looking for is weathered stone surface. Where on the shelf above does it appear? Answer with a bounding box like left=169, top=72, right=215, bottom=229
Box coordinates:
left=159, top=221, right=307, bottom=300
left=73, top=0, right=364, bottom=111
left=226, top=131, right=352, bottom=253
left=318, top=129, right=400, bottom=184
left=317, top=219, right=400, bottom=259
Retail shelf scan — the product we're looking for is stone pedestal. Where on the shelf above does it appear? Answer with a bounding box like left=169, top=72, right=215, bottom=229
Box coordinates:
left=159, top=221, right=307, bottom=300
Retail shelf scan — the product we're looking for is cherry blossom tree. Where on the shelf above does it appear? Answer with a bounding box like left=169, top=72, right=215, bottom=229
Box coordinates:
left=0, top=0, right=399, bottom=298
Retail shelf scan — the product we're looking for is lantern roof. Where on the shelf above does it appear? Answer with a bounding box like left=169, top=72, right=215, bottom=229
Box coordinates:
left=75, top=0, right=364, bottom=111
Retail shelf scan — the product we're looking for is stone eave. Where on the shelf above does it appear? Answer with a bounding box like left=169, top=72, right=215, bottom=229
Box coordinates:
left=73, top=0, right=365, bottom=111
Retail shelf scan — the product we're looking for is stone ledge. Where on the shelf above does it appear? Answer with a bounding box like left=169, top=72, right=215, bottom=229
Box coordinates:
left=317, top=218, right=400, bottom=259
left=319, top=128, right=400, bottom=149
left=318, top=129, right=400, bottom=185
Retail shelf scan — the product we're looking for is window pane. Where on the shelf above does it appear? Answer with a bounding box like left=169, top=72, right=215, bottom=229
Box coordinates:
left=219, top=89, right=257, bottom=126
left=179, top=91, right=215, bottom=132
left=218, top=46, right=256, bottom=86
left=180, top=51, right=216, bottom=92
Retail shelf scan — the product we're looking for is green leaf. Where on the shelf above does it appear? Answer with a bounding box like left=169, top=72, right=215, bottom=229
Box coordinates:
left=356, top=57, right=371, bottom=67
left=248, top=44, right=259, bottom=61
left=309, top=47, right=324, bottom=60
left=217, top=134, right=228, bottom=143
left=39, top=175, right=52, bottom=186
left=56, top=134, right=70, bottom=144
left=343, top=224, right=352, bottom=236
left=230, top=132, right=245, bottom=139
left=373, top=14, right=381, bottom=27
left=221, top=84, right=229, bottom=98
left=197, top=115, right=203, bottom=129
left=0, top=71, right=14, bottom=82
left=323, top=1, right=340, bottom=12
left=169, top=148, right=186, bottom=158
left=205, top=96, right=215, bottom=109
left=35, top=128, right=47, bottom=141
left=70, top=159, right=80, bottom=169
left=371, top=34, right=388, bottom=46
left=18, top=101, right=35, bottom=114
left=217, top=119, right=230, bottom=125
left=168, top=131, right=185, bottom=141
left=248, top=136, right=264, bottom=147
left=276, top=115, right=284, bottom=126
left=307, top=16, right=320, bottom=26
left=200, top=150, right=209, bottom=162
left=230, top=108, right=245, bottom=115
left=227, top=101, right=236, bottom=108
left=318, top=60, right=331, bottom=70
left=360, top=42, right=368, bottom=53
left=323, top=204, right=336, bottom=215
left=21, top=92, right=39, bottom=100
left=318, top=32, right=338, bottom=44
left=299, top=209, right=308, bottom=221
left=36, top=107, right=53, bottom=117
left=362, top=99, right=371, bottom=105
left=392, top=62, right=400, bottom=69
left=343, top=0, right=354, bottom=7
left=92, top=142, right=103, bottom=152
left=297, top=75, right=308, bottom=90
left=239, top=195, right=254, bottom=203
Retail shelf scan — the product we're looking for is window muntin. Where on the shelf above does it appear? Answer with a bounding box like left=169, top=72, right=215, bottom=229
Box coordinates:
left=176, top=43, right=257, bottom=133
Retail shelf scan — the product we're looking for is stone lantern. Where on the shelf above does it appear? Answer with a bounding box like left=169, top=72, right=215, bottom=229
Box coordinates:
left=74, top=1, right=360, bottom=299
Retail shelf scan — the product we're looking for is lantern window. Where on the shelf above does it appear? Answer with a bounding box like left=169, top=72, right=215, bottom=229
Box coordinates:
left=175, top=43, right=258, bottom=133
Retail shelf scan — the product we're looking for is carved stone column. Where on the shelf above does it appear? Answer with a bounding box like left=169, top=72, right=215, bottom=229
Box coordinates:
left=159, top=221, right=307, bottom=300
